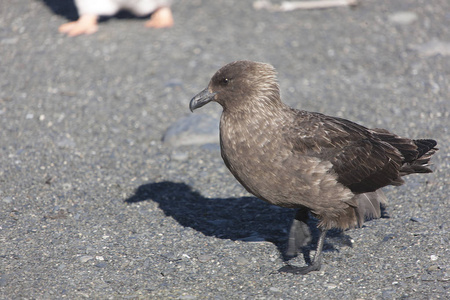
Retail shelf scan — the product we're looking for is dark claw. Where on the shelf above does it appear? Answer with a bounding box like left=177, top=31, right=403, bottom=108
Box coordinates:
left=278, top=261, right=322, bottom=275
left=280, top=228, right=326, bottom=275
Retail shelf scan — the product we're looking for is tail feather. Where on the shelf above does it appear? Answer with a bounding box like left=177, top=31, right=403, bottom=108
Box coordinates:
left=400, top=139, right=437, bottom=176
left=371, top=128, right=418, bottom=162
left=413, top=139, right=437, bottom=158
left=372, top=128, right=438, bottom=176
left=341, top=135, right=437, bottom=230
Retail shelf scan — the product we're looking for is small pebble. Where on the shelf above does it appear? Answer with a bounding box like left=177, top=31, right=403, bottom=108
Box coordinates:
left=0, top=275, right=8, bottom=287
left=79, top=255, right=94, bottom=263
left=56, top=137, right=76, bottom=149
left=410, top=217, right=425, bottom=223
left=197, top=254, right=213, bottom=263
left=381, top=290, right=395, bottom=299
left=235, top=256, right=250, bottom=265
left=413, top=38, right=450, bottom=57
left=178, top=295, right=196, bottom=300
left=382, top=234, right=395, bottom=242
left=170, top=151, right=189, bottom=161
left=427, top=265, right=439, bottom=272
left=430, top=255, right=438, bottom=261
left=161, top=267, right=176, bottom=276
left=1, top=37, right=19, bottom=45
left=388, top=11, right=418, bottom=25
left=2, top=197, right=12, bottom=204
left=420, top=274, right=434, bottom=281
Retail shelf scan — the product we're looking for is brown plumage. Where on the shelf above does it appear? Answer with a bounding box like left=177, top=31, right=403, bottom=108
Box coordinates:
left=189, top=60, right=438, bottom=274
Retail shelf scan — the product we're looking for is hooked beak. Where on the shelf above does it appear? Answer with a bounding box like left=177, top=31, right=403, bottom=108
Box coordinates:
left=189, top=88, right=217, bottom=112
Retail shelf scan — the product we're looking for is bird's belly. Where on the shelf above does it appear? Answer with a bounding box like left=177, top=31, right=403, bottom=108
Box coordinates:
left=221, top=135, right=353, bottom=209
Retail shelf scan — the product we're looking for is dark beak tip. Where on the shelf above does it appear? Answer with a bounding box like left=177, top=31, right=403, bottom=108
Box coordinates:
left=189, top=89, right=216, bottom=112
left=189, top=97, right=199, bottom=112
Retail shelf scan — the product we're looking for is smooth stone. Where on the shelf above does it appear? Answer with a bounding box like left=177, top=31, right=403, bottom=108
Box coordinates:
left=56, top=137, right=76, bottom=149
left=410, top=216, right=425, bottom=223
left=388, top=11, right=418, bottom=25
left=3, top=196, right=12, bottom=204
left=197, top=254, right=213, bottom=263
left=412, top=39, right=450, bottom=57
left=79, top=255, right=94, bottom=263
left=235, top=256, right=250, bottom=265
left=170, top=151, right=189, bottom=161
left=163, top=114, right=219, bottom=147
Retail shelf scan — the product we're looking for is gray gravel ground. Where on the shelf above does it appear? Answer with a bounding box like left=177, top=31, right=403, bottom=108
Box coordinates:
left=1, top=0, right=449, bottom=299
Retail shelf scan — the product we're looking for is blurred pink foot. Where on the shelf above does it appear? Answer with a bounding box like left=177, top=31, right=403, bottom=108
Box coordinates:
left=59, top=15, right=99, bottom=37
left=145, top=6, right=174, bottom=28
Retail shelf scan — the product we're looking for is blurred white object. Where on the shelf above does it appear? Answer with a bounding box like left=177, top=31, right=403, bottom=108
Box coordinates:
left=254, top=0, right=358, bottom=11
left=59, top=0, right=173, bottom=36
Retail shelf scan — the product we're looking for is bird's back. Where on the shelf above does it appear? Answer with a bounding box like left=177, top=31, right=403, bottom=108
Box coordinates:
left=285, top=110, right=436, bottom=193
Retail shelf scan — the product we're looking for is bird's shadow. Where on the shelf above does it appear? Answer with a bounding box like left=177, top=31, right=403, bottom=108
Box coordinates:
left=125, top=181, right=350, bottom=262
left=42, top=0, right=153, bottom=22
